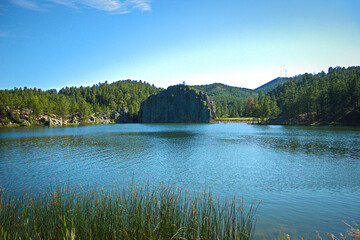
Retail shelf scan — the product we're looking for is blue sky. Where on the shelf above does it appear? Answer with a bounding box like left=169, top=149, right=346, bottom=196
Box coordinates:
left=1, top=0, right=359, bottom=90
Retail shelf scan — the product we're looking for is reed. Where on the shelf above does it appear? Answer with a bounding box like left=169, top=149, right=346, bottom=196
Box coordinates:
left=0, top=183, right=257, bottom=240
left=274, top=221, right=360, bottom=240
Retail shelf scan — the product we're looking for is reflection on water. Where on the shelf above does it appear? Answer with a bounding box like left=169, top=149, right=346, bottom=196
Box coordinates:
left=0, top=123, right=359, bottom=239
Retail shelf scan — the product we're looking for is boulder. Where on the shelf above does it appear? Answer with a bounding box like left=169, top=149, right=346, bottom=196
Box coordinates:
left=45, top=118, right=62, bottom=126
left=72, top=116, right=79, bottom=124
left=138, top=85, right=216, bottom=123
left=96, top=113, right=111, bottom=124
left=19, top=119, right=31, bottom=126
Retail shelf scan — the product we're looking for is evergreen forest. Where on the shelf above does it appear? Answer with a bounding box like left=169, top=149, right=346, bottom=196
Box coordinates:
left=263, top=66, right=360, bottom=123
left=0, top=66, right=359, bottom=125
left=0, top=80, right=161, bottom=125
left=197, top=66, right=360, bottom=123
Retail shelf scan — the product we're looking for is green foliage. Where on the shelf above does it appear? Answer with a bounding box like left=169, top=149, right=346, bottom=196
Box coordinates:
left=0, top=80, right=162, bottom=124
left=58, top=80, right=161, bottom=119
left=254, top=91, right=280, bottom=119
left=1, top=67, right=358, bottom=124
left=194, top=83, right=257, bottom=118
left=197, top=67, right=360, bottom=121
left=2, top=117, right=10, bottom=125
left=57, top=95, right=70, bottom=119
left=265, top=66, right=360, bottom=122
left=78, top=99, right=92, bottom=120
left=194, top=83, right=256, bottom=102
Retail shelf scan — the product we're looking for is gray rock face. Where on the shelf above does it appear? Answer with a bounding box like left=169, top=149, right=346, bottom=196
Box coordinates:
left=139, top=85, right=216, bottom=123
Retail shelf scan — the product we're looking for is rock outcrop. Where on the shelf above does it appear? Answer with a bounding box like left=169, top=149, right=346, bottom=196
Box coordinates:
left=19, top=119, right=31, bottom=126
left=45, top=118, right=63, bottom=126
left=138, top=85, right=216, bottom=123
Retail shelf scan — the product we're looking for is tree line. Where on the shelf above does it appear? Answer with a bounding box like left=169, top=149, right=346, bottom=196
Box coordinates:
left=194, top=83, right=259, bottom=118
left=204, top=66, right=360, bottom=123
left=264, top=66, right=360, bottom=122
left=1, top=66, right=359, bottom=125
left=0, top=80, right=161, bottom=125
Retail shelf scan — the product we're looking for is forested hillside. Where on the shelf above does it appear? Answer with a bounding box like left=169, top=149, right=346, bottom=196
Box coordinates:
left=1, top=66, right=359, bottom=126
left=262, top=66, right=360, bottom=123
left=0, top=80, right=162, bottom=125
left=193, top=67, right=360, bottom=123
left=194, top=83, right=258, bottom=118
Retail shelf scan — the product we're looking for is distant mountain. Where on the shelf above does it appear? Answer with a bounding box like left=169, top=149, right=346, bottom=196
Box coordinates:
left=255, top=77, right=289, bottom=93
left=193, top=83, right=257, bottom=103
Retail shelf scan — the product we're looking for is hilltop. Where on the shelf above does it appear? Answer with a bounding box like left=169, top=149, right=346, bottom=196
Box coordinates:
left=255, top=77, right=290, bottom=93
left=193, top=83, right=256, bottom=102
left=192, top=79, right=289, bottom=118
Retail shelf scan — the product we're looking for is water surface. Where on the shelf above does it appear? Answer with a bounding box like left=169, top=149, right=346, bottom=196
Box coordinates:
left=1, top=123, right=359, bottom=238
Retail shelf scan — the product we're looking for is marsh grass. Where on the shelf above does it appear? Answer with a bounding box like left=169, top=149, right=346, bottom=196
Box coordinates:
left=274, top=221, right=360, bottom=240
left=0, top=183, right=257, bottom=239
left=317, top=221, right=360, bottom=240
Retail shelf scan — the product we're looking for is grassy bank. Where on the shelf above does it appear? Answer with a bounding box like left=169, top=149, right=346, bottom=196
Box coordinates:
left=214, top=117, right=265, bottom=123
left=0, top=183, right=257, bottom=240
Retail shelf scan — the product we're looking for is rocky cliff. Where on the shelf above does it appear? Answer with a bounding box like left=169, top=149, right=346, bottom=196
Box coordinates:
left=138, top=85, right=216, bottom=123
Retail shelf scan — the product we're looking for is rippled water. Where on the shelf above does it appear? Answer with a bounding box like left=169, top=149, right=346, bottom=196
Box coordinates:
left=1, top=123, right=359, bottom=238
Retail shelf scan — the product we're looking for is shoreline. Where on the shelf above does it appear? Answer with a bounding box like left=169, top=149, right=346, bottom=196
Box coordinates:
left=2, top=121, right=360, bottom=128
left=0, top=121, right=116, bottom=128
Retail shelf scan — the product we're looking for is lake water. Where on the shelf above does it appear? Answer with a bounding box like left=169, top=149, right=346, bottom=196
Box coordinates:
left=0, top=123, right=359, bottom=239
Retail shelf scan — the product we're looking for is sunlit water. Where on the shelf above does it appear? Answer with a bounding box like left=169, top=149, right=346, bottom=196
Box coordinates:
left=1, top=123, right=359, bottom=238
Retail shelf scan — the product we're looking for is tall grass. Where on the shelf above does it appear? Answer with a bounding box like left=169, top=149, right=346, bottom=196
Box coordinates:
left=0, top=183, right=257, bottom=239
left=274, top=221, right=360, bottom=240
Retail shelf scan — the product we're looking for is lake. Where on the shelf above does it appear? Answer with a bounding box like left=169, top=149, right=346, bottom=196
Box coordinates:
left=0, top=123, right=359, bottom=239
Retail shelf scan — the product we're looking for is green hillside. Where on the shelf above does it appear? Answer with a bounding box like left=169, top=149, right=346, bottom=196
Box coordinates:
left=255, top=77, right=289, bottom=93
left=193, top=83, right=258, bottom=118
left=263, top=66, right=360, bottom=123
left=2, top=66, right=359, bottom=126
left=194, top=83, right=256, bottom=102
left=0, top=80, right=162, bottom=125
